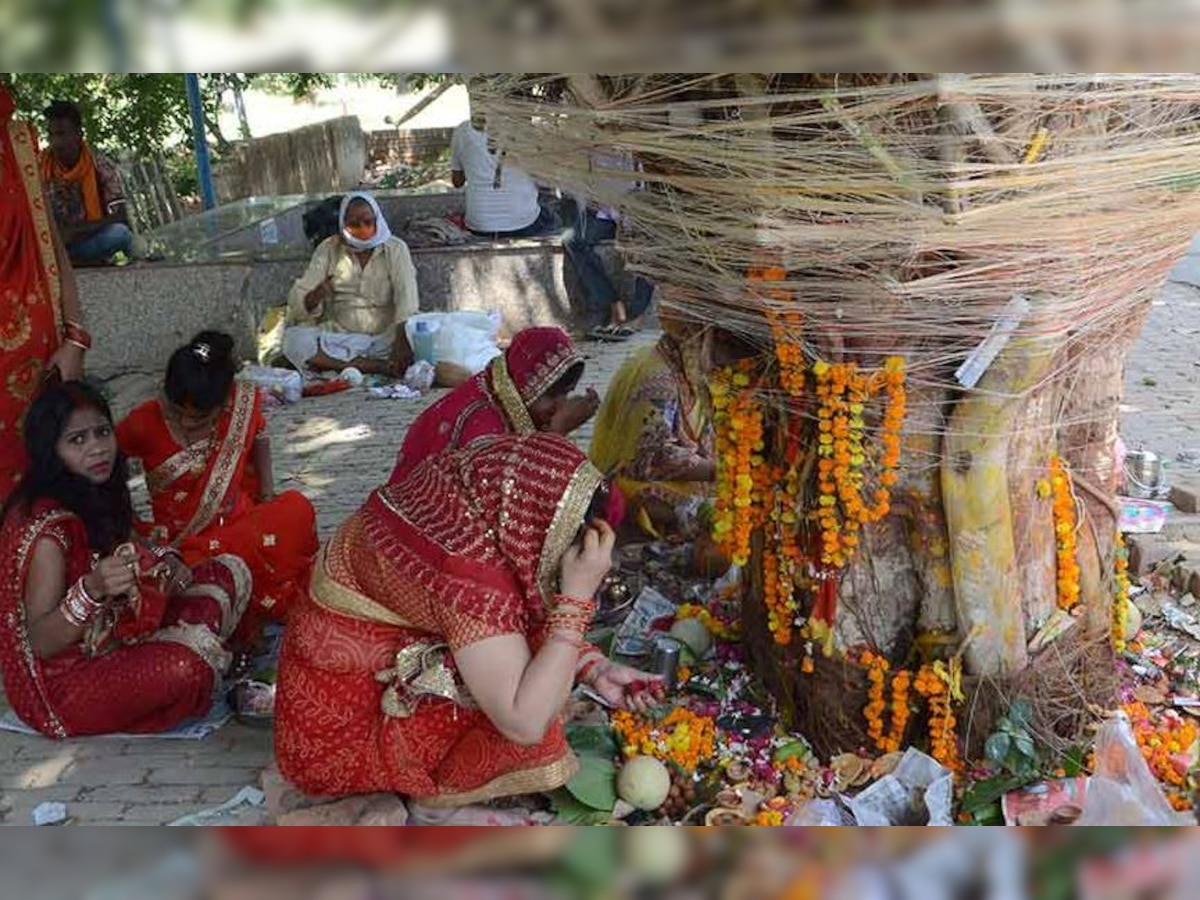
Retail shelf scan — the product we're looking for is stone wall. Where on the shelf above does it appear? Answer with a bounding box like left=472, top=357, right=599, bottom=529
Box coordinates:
left=213, top=117, right=367, bottom=204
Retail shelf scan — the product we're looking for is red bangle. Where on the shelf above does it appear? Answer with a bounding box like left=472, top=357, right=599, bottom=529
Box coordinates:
left=64, top=323, right=92, bottom=350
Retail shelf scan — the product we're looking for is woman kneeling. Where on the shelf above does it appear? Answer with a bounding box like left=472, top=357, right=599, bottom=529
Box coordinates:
left=0, top=382, right=251, bottom=737
left=276, top=432, right=658, bottom=805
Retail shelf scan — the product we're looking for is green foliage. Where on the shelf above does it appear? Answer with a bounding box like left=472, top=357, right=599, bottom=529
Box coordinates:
left=983, top=700, right=1041, bottom=781
left=5, top=73, right=191, bottom=157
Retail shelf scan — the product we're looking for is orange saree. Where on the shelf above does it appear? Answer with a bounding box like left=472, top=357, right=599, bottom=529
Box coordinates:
left=275, top=432, right=604, bottom=805
left=0, top=86, right=65, bottom=502
left=116, top=381, right=318, bottom=639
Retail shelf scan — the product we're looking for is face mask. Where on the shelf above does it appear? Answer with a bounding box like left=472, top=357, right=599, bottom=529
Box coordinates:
left=345, top=222, right=376, bottom=242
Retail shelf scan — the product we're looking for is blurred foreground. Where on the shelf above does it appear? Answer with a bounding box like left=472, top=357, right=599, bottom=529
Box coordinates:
left=5, top=828, right=1200, bottom=900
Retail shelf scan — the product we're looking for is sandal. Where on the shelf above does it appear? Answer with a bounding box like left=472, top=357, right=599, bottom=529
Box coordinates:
left=588, top=324, right=632, bottom=343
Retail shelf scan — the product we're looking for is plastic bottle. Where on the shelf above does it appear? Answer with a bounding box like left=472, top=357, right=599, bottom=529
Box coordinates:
left=411, top=320, right=437, bottom=364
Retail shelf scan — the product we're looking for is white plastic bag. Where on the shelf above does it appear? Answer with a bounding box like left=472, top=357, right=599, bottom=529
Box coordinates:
left=1077, top=713, right=1181, bottom=826
left=845, top=748, right=954, bottom=826
left=405, top=311, right=501, bottom=375
left=238, top=365, right=302, bottom=404
left=403, top=360, right=437, bottom=393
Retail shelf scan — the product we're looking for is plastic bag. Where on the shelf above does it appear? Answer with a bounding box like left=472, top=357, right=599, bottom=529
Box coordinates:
left=403, top=360, right=437, bottom=393
left=238, top=365, right=302, bottom=404
left=1077, top=713, right=1181, bottom=826
left=256, top=307, right=288, bottom=366
left=845, top=748, right=954, bottom=826
left=405, top=311, right=502, bottom=375
left=786, top=797, right=850, bottom=826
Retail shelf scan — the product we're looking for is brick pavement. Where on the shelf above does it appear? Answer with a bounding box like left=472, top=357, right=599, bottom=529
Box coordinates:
left=2, top=279, right=1198, bottom=826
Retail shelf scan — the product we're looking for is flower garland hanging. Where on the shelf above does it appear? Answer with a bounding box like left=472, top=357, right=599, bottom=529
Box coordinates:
left=861, top=650, right=891, bottom=750
left=914, top=663, right=962, bottom=772
left=1113, top=532, right=1132, bottom=652
left=1047, top=454, right=1081, bottom=611
left=814, top=357, right=907, bottom=569
left=711, top=361, right=765, bottom=567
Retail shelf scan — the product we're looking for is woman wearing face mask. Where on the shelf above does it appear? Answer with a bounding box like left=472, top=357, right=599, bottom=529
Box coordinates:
left=0, top=381, right=251, bottom=737
left=283, top=191, right=420, bottom=377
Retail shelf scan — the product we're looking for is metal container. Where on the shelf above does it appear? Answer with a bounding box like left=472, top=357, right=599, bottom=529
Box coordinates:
left=652, top=640, right=683, bottom=692
left=1125, top=449, right=1164, bottom=499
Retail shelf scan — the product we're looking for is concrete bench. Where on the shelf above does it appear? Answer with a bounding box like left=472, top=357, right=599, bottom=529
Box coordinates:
left=78, top=235, right=632, bottom=377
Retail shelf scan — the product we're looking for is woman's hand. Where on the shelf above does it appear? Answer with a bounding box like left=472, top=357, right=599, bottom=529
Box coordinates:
left=548, top=388, right=601, bottom=434
left=47, top=342, right=85, bottom=382
left=560, top=519, right=615, bottom=601
left=587, top=660, right=664, bottom=713
left=162, top=556, right=193, bottom=594
left=84, top=554, right=139, bottom=600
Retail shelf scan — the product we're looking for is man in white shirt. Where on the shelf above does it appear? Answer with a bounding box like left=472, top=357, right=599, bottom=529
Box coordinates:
left=450, top=118, right=558, bottom=238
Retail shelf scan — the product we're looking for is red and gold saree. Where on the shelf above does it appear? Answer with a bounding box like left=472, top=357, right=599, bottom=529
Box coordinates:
left=277, top=431, right=604, bottom=805
left=117, top=381, right=318, bottom=634
left=0, top=86, right=65, bottom=503
left=0, top=499, right=251, bottom=737
left=390, top=326, right=584, bottom=483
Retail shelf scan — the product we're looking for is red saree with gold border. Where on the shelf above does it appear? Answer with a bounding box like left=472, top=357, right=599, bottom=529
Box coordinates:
left=0, top=499, right=251, bottom=737
left=390, top=326, right=584, bottom=483
left=117, top=382, right=318, bottom=633
left=0, top=86, right=64, bottom=503
left=276, top=432, right=603, bottom=805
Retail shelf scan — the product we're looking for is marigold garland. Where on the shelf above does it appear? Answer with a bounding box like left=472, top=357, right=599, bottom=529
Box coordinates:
left=711, top=361, right=765, bottom=568
left=862, top=650, right=890, bottom=749
left=914, top=663, right=962, bottom=772
left=612, top=707, right=718, bottom=774
left=763, top=462, right=803, bottom=645
left=814, top=357, right=907, bottom=569
left=1048, top=454, right=1081, bottom=611
left=1113, top=532, right=1132, bottom=653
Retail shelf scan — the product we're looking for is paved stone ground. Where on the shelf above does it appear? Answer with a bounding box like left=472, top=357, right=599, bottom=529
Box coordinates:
left=2, top=281, right=1198, bottom=827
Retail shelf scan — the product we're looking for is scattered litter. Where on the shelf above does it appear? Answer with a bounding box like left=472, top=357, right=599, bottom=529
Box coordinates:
left=403, top=359, right=436, bottom=392
left=613, top=587, right=677, bottom=657
left=1161, top=601, right=1200, bottom=641
left=32, top=801, right=68, bottom=826
left=1077, top=714, right=1184, bottom=826
left=845, top=748, right=954, bottom=826
left=1118, top=498, right=1172, bottom=534
left=239, top=365, right=302, bottom=404
left=368, top=383, right=422, bottom=400
left=167, top=785, right=266, bottom=826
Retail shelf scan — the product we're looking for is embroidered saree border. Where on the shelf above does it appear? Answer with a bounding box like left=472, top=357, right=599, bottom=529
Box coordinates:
left=534, top=460, right=604, bottom=603
left=489, top=355, right=535, bottom=434
left=174, top=382, right=255, bottom=545
left=10, top=118, right=62, bottom=327
left=415, top=751, right=579, bottom=808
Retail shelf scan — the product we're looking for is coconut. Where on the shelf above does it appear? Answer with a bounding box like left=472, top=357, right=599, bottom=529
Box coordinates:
left=616, top=756, right=672, bottom=811
left=1124, top=601, right=1143, bottom=641
left=669, top=617, right=712, bottom=658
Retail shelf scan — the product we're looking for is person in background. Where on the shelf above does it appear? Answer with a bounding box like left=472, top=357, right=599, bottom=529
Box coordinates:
left=284, top=191, right=420, bottom=377
left=450, top=113, right=559, bottom=239
left=117, top=331, right=318, bottom=645
left=39, top=100, right=134, bottom=267
left=390, top=326, right=600, bottom=483
left=276, top=432, right=660, bottom=804
left=0, top=381, right=250, bottom=737
left=591, top=312, right=759, bottom=537
left=562, top=151, right=655, bottom=342
left=1, top=83, right=91, bottom=503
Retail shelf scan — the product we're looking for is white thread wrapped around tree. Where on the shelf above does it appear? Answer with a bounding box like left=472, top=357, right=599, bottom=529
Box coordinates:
left=474, top=73, right=1200, bottom=754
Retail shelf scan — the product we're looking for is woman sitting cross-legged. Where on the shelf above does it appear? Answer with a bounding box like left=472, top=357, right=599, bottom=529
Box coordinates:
left=276, top=432, right=660, bottom=806
left=117, top=331, right=318, bottom=644
left=283, top=190, right=420, bottom=377
left=0, top=381, right=251, bottom=737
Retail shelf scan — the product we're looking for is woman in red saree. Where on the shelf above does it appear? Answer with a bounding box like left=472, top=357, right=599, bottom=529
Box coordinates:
left=277, top=431, right=660, bottom=804
left=1, top=82, right=92, bottom=503
left=117, top=331, right=318, bottom=642
left=389, top=326, right=600, bottom=483
left=0, top=381, right=250, bottom=737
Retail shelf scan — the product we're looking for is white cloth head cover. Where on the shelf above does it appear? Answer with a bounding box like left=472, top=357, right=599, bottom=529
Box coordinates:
left=339, top=191, right=393, bottom=251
